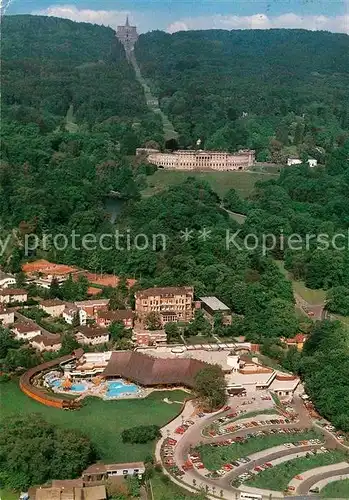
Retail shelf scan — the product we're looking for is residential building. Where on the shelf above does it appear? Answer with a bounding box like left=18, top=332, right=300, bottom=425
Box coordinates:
left=96, top=310, right=135, bottom=329
left=148, top=149, right=255, bottom=171
left=133, top=329, right=167, bottom=346
left=39, top=299, right=65, bottom=317
left=75, top=299, right=110, bottom=318
left=63, top=303, right=87, bottom=326
left=0, top=306, right=14, bottom=326
left=199, top=296, right=232, bottom=325
left=308, top=158, right=318, bottom=168
left=12, top=322, right=41, bottom=340
left=83, top=462, right=145, bottom=483
left=287, top=157, right=302, bottom=166
left=282, top=333, right=308, bottom=351
left=135, top=286, right=194, bottom=326
left=0, top=270, right=16, bottom=288
left=30, top=334, right=62, bottom=352
left=75, top=326, right=110, bottom=346
left=0, top=288, right=27, bottom=304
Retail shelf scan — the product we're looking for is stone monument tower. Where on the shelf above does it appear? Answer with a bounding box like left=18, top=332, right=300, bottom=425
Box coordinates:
left=116, top=16, right=139, bottom=53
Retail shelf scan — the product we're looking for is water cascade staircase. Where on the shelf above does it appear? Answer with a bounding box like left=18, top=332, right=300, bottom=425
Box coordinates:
left=127, top=49, right=178, bottom=142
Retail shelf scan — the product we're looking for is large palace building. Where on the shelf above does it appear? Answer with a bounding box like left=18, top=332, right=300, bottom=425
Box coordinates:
left=135, top=286, right=194, bottom=326
left=147, top=149, right=255, bottom=171
left=116, top=16, right=139, bottom=52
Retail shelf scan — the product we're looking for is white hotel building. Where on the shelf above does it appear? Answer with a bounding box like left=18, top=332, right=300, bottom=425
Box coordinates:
left=147, top=149, right=255, bottom=171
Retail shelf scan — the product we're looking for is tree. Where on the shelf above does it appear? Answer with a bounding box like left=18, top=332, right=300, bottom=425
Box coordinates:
left=121, top=425, right=161, bottom=444
left=15, top=271, right=26, bottom=288
left=109, top=321, right=131, bottom=341
left=72, top=311, right=80, bottom=328
left=49, top=277, right=61, bottom=299
left=145, top=311, right=162, bottom=331
left=0, top=415, right=96, bottom=491
left=185, top=309, right=211, bottom=337
left=194, top=364, right=227, bottom=411
left=164, top=322, right=180, bottom=342
left=59, top=333, right=80, bottom=356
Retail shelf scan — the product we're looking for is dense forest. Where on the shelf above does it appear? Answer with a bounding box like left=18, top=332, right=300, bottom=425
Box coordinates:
left=136, top=29, right=349, bottom=159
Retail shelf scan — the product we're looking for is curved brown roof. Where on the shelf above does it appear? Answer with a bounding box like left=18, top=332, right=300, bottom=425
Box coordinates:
left=102, top=351, right=207, bottom=387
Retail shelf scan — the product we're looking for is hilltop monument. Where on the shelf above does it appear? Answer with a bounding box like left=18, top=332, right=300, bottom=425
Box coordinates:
left=116, top=16, right=139, bottom=52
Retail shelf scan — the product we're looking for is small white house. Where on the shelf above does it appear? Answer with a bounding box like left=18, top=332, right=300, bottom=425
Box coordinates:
left=30, top=334, right=62, bottom=352
left=0, top=271, right=16, bottom=289
left=63, top=304, right=87, bottom=326
left=75, top=326, right=110, bottom=346
left=39, top=299, right=65, bottom=317
left=12, top=322, right=41, bottom=340
left=287, top=157, right=302, bottom=166
left=287, top=157, right=318, bottom=168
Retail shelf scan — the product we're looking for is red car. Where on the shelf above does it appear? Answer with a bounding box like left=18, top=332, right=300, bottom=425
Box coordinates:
left=224, top=405, right=231, bottom=411
left=175, top=427, right=185, bottom=434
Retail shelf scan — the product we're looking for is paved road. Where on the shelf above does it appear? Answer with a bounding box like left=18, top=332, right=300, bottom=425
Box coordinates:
left=298, top=466, right=349, bottom=495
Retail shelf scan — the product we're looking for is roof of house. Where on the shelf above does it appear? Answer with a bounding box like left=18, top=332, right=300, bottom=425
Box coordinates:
left=35, top=485, right=106, bottom=500
left=286, top=334, right=308, bottom=344
left=40, top=299, right=65, bottom=307
left=13, top=322, right=41, bottom=333
left=0, top=306, right=14, bottom=315
left=106, top=462, right=145, bottom=471
left=0, top=288, right=27, bottom=296
left=52, top=479, right=84, bottom=489
left=200, top=296, right=230, bottom=312
left=31, top=334, right=62, bottom=346
left=97, top=310, right=135, bottom=321
left=102, top=351, right=207, bottom=387
left=136, top=286, right=193, bottom=299
left=75, top=299, right=109, bottom=307
left=77, top=326, right=109, bottom=338
left=0, top=270, right=15, bottom=281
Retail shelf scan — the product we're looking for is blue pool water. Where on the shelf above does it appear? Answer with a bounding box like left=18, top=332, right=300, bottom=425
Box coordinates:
left=51, top=379, right=87, bottom=392
left=106, top=379, right=140, bottom=398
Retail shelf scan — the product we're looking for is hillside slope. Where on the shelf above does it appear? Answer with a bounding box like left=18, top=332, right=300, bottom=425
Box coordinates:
left=2, top=15, right=162, bottom=140
left=136, top=29, right=349, bottom=156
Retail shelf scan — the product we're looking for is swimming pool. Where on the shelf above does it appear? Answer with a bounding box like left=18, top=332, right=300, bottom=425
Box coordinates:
left=105, top=379, right=140, bottom=399
left=51, top=379, right=87, bottom=392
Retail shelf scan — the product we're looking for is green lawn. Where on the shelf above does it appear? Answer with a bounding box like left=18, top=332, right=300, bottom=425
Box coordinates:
left=0, top=489, right=18, bottom=500
left=321, top=478, right=349, bottom=498
left=246, top=450, right=347, bottom=491
left=149, top=471, right=198, bottom=499
left=197, top=429, right=321, bottom=471
left=0, top=381, right=187, bottom=463
left=142, top=170, right=278, bottom=199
